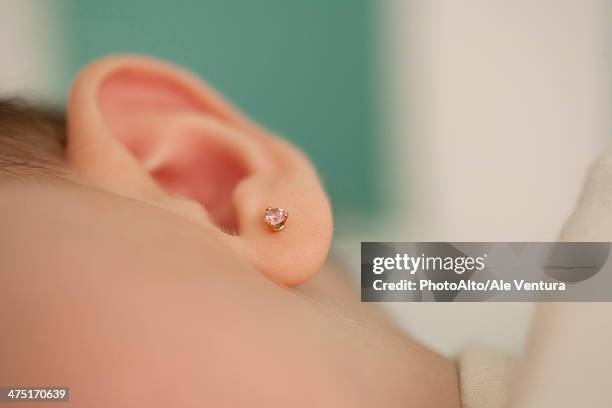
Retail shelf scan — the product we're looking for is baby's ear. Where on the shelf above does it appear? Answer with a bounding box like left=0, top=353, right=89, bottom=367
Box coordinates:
left=66, top=55, right=332, bottom=285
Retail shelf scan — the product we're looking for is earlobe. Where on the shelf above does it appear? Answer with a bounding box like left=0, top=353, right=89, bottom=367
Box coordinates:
left=66, top=54, right=332, bottom=285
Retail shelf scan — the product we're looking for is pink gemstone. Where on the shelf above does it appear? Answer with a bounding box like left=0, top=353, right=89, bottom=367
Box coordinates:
left=264, top=207, right=288, bottom=228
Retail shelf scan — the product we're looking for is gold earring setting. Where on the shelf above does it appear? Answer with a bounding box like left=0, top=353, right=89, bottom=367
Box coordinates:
left=264, top=207, right=288, bottom=232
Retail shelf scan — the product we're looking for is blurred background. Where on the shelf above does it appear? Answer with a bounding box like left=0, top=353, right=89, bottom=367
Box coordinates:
left=1, top=0, right=609, bottom=356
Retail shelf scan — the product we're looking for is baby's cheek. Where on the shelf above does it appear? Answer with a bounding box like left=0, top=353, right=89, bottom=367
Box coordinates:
left=1, top=262, right=348, bottom=407
left=0, top=258, right=197, bottom=405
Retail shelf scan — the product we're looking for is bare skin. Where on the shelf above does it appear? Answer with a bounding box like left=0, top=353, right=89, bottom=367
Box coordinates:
left=0, top=55, right=459, bottom=407
left=0, top=178, right=459, bottom=407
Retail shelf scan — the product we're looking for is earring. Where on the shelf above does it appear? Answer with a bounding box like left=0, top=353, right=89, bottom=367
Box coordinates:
left=264, top=207, right=288, bottom=232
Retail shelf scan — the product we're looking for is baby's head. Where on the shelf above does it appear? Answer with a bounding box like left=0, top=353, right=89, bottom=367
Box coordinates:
left=1, top=55, right=333, bottom=285
left=0, top=56, right=458, bottom=407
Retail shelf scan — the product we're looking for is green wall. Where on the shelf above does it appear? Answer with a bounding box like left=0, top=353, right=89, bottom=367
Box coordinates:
left=65, top=0, right=377, bottom=214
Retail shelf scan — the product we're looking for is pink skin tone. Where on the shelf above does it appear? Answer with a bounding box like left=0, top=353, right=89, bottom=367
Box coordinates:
left=0, top=56, right=460, bottom=407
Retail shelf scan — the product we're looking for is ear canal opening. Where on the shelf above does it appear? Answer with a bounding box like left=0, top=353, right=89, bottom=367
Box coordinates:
left=148, top=136, right=249, bottom=235
left=98, top=67, right=252, bottom=235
